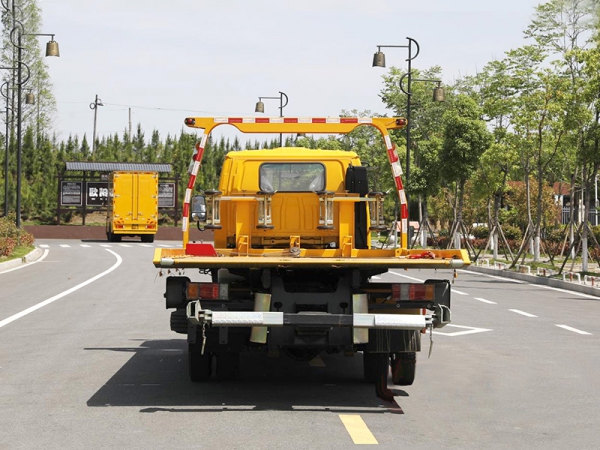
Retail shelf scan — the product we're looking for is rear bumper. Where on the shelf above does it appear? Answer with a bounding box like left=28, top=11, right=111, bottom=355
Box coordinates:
left=186, top=300, right=450, bottom=330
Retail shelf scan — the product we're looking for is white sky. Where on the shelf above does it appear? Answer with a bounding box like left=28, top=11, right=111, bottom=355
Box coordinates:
left=37, top=0, right=542, bottom=145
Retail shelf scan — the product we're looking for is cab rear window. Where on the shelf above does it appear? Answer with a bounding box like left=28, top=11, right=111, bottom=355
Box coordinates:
left=259, top=163, right=325, bottom=192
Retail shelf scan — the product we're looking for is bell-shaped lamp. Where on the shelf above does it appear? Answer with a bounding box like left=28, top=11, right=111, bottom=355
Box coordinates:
left=25, top=93, right=35, bottom=105
left=46, top=39, right=60, bottom=57
left=433, top=86, right=446, bottom=102
left=372, top=51, right=386, bottom=68
left=255, top=101, right=265, bottom=113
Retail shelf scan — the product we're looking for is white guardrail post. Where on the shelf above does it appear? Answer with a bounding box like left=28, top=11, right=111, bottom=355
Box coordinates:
left=562, top=272, right=581, bottom=283
left=583, top=275, right=600, bottom=286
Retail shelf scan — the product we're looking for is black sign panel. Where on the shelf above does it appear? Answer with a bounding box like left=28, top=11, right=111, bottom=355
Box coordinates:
left=87, top=182, right=109, bottom=206
left=159, top=183, right=175, bottom=208
left=61, top=181, right=82, bottom=206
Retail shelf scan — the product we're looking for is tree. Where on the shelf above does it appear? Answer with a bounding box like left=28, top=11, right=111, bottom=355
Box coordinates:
left=439, top=94, right=492, bottom=251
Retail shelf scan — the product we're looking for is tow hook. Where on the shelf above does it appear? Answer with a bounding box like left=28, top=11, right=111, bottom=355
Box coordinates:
left=433, top=304, right=451, bottom=329
left=186, top=300, right=212, bottom=325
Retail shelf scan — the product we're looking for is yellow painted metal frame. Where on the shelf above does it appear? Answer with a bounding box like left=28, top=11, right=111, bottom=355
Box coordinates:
left=153, top=117, right=472, bottom=270
left=185, top=117, right=405, bottom=136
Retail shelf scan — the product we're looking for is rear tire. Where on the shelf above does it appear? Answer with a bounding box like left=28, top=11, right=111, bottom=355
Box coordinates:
left=391, top=352, right=416, bottom=386
left=108, top=232, right=122, bottom=242
left=216, top=352, right=240, bottom=381
left=189, top=347, right=212, bottom=382
left=170, top=309, right=188, bottom=334
left=141, top=234, right=155, bottom=243
left=363, top=352, right=388, bottom=384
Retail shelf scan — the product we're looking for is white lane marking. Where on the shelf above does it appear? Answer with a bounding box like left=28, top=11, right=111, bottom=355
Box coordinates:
left=474, top=297, right=497, bottom=304
left=39, top=244, right=49, bottom=248
left=158, top=244, right=173, bottom=248
left=140, top=244, right=153, bottom=248
left=0, top=249, right=49, bottom=274
left=390, top=271, right=424, bottom=282
left=339, top=415, right=378, bottom=445
left=451, top=289, right=468, bottom=296
left=509, top=309, right=537, bottom=318
left=390, top=271, right=469, bottom=295
left=119, top=244, right=132, bottom=247
left=308, top=355, right=326, bottom=367
left=460, top=270, right=524, bottom=283
left=59, top=244, right=70, bottom=248
left=0, top=249, right=122, bottom=329
left=99, top=244, right=112, bottom=248
left=555, top=324, right=592, bottom=335
left=432, top=324, right=492, bottom=336
left=530, top=284, right=599, bottom=299
left=80, top=244, right=91, bottom=248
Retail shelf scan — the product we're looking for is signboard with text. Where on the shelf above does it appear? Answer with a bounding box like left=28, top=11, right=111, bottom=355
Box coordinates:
left=61, top=181, right=83, bottom=206
left=86, top=182, right=109, bottom=206
left=158, top=182, right=175, bottom=208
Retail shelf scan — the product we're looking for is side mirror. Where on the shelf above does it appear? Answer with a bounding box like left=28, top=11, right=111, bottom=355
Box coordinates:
left=191, top=195, right=207, bottom=223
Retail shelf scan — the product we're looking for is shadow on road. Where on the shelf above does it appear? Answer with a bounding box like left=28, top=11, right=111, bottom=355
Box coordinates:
left=85, top=339, right=406, bottom=414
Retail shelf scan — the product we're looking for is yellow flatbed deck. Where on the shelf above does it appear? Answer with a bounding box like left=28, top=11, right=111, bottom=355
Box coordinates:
left=153, top=247, right=471, bottom=270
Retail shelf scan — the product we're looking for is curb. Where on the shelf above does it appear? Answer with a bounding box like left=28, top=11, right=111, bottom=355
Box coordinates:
left=465, top=265, right=600, bottom=298
left=0, top=247, right=44, bottom=273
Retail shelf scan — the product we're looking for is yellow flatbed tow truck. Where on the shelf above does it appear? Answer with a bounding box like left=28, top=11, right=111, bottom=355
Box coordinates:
left=154, top=116, right=469, bottom=396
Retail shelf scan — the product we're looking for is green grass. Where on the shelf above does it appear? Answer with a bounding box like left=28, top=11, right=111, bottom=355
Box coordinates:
left=0, top=245, right=35, bottom=263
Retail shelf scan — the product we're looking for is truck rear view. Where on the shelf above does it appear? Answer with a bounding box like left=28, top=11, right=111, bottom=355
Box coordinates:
left=106, top=171, right=158, bottom=243
left=154, top=117, right=470, bottom=398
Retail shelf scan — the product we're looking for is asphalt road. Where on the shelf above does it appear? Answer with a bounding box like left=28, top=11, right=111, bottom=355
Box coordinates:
left=1, top=239, right=599, bottom=449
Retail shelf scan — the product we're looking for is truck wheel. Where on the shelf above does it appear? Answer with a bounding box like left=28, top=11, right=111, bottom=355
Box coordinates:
left=108, top=232, right=121, bottom=243
left=216, top=352, right=240, bottom=381
left=363, top=352, right=388, bottom=384
left=391, top=352, right=416, bottom=386
left=141, top=234, right=154, bottom=243
left=170, top=309, right=188, bottom=334
left=189, top=347, right=212, bottom=382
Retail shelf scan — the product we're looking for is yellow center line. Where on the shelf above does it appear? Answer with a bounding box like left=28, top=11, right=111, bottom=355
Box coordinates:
left=339, top=414, right=378, bottom=445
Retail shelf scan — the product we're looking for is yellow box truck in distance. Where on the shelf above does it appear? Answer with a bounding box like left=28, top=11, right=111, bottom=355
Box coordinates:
left=106, top=171, right=158, bottom=243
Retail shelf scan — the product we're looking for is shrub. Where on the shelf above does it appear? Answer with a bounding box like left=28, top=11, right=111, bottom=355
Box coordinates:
left=472, top=226, right=489, bottom=239
left=0, top=215, right=35, bottom=257
left=501, top=224, right=523, bottom=241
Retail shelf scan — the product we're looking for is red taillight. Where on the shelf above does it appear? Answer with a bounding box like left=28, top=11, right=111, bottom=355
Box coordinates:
left=186, top=282, right=226, bottom=301
left=200, top=283, right=219, bottom=299
left=396, top=118, right=407, bottom=126
left=391, top=283, right=434, bottom=301
left=184, top=117, right=196, bottom=126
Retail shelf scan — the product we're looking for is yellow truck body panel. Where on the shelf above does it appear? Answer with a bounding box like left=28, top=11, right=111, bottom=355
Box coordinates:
left=107, top=171, right=158, bottom=241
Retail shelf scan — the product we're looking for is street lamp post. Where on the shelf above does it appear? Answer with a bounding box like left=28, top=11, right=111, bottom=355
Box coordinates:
left=89, top=94, right=104, bottom=157
left=255, top=91, right=288, bottom=146
left=1, top=79, right=15, bottom=218
left=372, top=37, right=420, bottom=214
left=372, top=38, right=445, bottom=226
left=10, top=25, right=59, bottom=227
